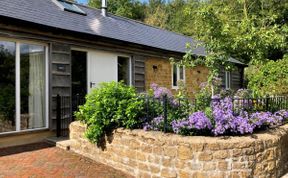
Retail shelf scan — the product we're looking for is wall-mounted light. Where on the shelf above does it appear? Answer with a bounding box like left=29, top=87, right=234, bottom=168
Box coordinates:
left=153, top=65, right=158, bottom=72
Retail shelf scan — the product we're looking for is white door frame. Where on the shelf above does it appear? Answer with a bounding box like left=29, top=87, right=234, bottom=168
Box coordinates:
left=71, top=48, right=132, bottom=93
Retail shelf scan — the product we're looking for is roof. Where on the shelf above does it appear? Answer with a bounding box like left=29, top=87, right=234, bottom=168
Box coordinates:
left=0, top=0, right=204, bottom=55
left=0, top=0, right=245, bottom=65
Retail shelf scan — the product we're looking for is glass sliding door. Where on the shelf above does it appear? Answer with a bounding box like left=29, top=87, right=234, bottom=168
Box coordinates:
left=0, top=38, right=47, bottom=134
left=20, top=44, right=46, bottom=130
left=0, top=41, right=16, bottom=133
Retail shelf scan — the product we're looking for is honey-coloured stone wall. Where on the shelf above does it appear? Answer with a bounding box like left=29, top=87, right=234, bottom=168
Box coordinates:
left=66, top=121, right=288, bottom=178
left=145, top=58, right=209, bottom=98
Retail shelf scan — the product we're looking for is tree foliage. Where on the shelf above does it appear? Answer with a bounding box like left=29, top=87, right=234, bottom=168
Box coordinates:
left=86, top=0, right=288, bottom=96
left=190, top=0, right=288, bottom=65
left=247, top=55, right=288, bottom=96
left=88, top=0, right=146, bottom=21
left=187, top=0, right=288, bottom=95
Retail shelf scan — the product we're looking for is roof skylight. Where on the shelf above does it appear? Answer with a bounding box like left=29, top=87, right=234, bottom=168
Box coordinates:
left=56, top=0, right=86, bottom=15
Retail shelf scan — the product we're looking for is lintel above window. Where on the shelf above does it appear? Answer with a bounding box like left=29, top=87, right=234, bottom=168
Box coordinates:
left=54, top=0, right=87, bottom=16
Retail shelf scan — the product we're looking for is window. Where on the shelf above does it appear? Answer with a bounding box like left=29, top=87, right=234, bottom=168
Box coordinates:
left=172, top=64, right=185, bottom=88
left=56, top=0, right=87, bottom=15
left=20, top=44, right=46, bottom=130
left=0, top=39, right=48, bottom=133
left=225, top=71, right=231, bottom=89
left=0, top=41, right=16, bottom=133
left=118, top=56, right=131, bottom=86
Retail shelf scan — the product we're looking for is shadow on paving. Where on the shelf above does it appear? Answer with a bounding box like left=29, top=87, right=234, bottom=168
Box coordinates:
left=0, top=142, right=54, bottom=157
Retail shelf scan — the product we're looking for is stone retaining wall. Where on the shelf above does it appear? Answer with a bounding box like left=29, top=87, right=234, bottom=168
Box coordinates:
left=67, top=121, right=288, bottom=178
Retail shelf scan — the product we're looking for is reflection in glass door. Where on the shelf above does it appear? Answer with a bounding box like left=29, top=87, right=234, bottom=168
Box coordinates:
left=20, top=44, right=46, bottom=130
left=0, top=41, right=16, bottom=133
left=0, top=39, right=47, bottom=134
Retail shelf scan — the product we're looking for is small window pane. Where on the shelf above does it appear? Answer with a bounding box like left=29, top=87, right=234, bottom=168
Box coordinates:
left=173, top=64, right=177, bottom=86
left=179, top=66, right=184, bottom=80
left=225, top=71, right=231, bottom=89
left=118, top=57, right=130, bottom=85
left=58, top=0, right=86, bottom=15
left=228, top=72, right=231, bottom=88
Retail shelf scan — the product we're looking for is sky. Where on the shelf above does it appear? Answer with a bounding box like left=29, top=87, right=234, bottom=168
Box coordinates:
left=76, top=0, right=149, bottom=5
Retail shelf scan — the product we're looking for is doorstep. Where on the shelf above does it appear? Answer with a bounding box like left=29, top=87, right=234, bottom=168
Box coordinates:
left=0, top=130, right=55, bottom=148
left=45, top=136, right=70, bottom=149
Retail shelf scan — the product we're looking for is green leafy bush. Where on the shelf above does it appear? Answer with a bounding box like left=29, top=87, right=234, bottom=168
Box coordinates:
left=247, top=56, right=288, bottom=96
left=75, top=82, right=144, bottom=143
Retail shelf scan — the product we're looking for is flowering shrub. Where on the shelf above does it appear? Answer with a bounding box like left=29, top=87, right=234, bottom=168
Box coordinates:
left=250, top=112, right=283, bottom=128
left=143, top=116, right=164, bottom=131
left=148, top=83, right=192, bottom=124
left=210, top=97, right=286, bottom=135
left=212, top=97, right=237, bottom=135
left=76, top=82, right=288, bottom=143
left=151, top=83, right=173, bottom=99
left=144, top=85, right=288, bottom=136
left=171, top=111, right=212, bottom=135
left=230, top=112, right=253, bottom=134
left=276, top=110, right=288, bottom=119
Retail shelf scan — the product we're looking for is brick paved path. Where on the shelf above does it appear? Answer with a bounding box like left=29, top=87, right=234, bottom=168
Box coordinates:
left=0, top=142, right=133, bottom=178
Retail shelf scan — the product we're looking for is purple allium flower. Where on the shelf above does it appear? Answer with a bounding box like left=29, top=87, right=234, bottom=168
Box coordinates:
left=150, top=83, right=158, bottom=90
left=154, top=87, right=173, bottom=99
left=150, top=83, right=173, bottom=99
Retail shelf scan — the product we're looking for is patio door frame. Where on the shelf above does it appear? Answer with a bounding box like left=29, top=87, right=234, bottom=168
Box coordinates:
left=0, top=37, right=49, bottom=135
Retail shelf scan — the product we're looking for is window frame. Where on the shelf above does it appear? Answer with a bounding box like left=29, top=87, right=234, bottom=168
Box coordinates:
left=0, top=37, right=49, bottom=135
left=117, top=56, right=132, bottom=86
left=53, top=0, right=87, bottom=16
left=171, top=64, right=185, bottom=89
left=225, top=71, right=231, bottom=89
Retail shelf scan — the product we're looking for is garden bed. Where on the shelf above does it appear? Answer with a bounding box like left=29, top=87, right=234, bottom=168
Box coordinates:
left=66, top=121, right=288, bottom=178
